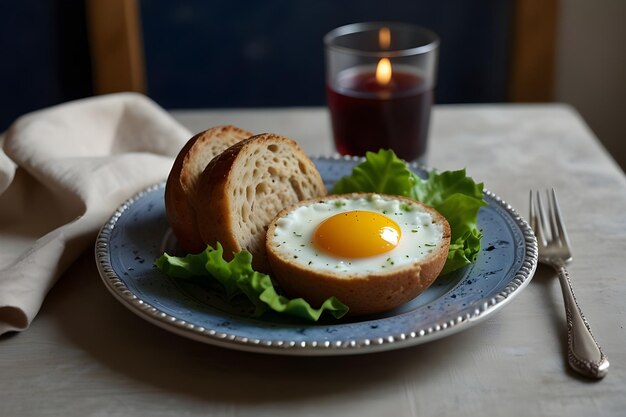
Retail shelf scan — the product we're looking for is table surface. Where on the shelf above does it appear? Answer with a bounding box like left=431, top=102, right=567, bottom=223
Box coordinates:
left=1, top=104, right=625, bottom=417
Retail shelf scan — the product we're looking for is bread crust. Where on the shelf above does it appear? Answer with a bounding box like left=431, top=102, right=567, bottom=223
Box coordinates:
left=265, top=193, right=451, bottom=316
left=165, top=125, right=252, bottom=252
left=195, top=133, right=327, bottom=271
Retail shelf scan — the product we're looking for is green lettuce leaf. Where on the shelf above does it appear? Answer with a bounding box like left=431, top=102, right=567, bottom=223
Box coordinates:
left=155, top=243, right=349, bottom=321
left=332, top=149, right=418, bottom=195
left=410, top=170, right=487, bottom=274
left=331, top=149, right=487, bottom=274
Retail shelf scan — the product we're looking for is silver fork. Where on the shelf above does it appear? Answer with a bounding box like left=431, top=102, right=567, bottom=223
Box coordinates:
left=530, top=189, right=609, bottom=379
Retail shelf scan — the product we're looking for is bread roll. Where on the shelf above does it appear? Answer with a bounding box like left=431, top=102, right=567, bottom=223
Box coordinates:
left=265, top=193, right=451, bottom=316
left=165, top=125, right=252, bottom=252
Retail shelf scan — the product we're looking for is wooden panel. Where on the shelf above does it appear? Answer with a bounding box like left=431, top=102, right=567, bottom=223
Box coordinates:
left=508, top=0, right=559, bottom=102
left=86, top=0, right=146, bottom=94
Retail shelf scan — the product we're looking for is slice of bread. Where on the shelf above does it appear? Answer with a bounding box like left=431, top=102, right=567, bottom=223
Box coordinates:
left=265, top=193, right=451, bottom=316
left=195, top=133, right=327, bottom=272
left=165, top=125, right=252, bottom=253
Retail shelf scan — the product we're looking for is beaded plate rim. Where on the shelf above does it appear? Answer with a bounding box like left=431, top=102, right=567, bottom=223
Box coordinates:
left=95, top=155, right=538, bottom=355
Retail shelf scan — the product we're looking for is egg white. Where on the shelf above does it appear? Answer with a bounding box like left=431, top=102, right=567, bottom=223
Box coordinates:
left=269, top=194, right=444, bottom=276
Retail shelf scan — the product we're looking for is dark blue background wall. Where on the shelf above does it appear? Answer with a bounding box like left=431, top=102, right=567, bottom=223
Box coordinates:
left=0, top=0, right=92, bottom=131
left=0, top=0, right=513, bottom=131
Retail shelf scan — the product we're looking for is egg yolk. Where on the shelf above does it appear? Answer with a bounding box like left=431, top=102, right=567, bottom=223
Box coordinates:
left=313, top=210, right=401, bottom=258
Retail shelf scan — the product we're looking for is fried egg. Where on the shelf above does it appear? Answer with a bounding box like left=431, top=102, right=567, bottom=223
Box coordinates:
left=267, top=193, right=445, bottom=276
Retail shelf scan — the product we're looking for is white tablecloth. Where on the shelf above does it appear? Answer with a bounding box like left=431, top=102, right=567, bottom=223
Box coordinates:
left=1, top=104, right=624, bottom=417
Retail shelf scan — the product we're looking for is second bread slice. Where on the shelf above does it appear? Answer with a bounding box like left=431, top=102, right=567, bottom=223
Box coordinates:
left=195, top=133, right=327, bottom=272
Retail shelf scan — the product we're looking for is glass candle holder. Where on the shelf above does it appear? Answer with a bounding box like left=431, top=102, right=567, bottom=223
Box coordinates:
left=324, top=22, right=439, bottom=162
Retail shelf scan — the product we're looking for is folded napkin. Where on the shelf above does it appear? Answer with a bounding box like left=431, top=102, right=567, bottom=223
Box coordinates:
left=0, top=93, right=191, bottom=335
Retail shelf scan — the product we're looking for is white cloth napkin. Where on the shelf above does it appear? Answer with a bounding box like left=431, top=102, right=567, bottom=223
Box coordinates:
left=0, top=93, right=191, bottom=335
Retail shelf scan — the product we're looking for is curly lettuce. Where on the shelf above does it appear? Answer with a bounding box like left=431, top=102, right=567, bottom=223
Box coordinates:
left=155, top=243, right=349, bottom=321
left=333, top=149, right=487, bottom=274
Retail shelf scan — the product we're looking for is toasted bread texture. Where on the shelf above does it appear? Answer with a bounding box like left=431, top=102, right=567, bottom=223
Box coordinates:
left=165, top=125, right=252, bottom=252
left=265, top=193, right=451, bottom=316
left=195, top=133, right=327, bottom=272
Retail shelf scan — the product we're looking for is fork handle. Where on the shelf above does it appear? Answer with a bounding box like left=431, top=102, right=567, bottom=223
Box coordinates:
left=556, top=264, right=609, bottom=378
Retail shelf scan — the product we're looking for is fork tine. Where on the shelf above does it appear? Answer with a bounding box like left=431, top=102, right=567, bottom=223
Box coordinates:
left=535, top=190, right=550, bottom=243
left=546, top=189, right=560, bottom=244
left=550, top=188, right=572, bottom=249
left=530, top=190, right=545, bottom=245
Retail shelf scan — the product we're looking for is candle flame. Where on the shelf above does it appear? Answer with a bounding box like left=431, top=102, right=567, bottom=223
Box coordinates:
left=379, top=27, right=391, bottom=49
left=376, top=58, right=392, bottom=86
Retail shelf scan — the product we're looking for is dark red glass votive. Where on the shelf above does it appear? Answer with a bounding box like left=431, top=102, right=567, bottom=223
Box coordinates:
left=324, top=22, right=439, bottom=162
left=326, top=67, right=432, bottom=161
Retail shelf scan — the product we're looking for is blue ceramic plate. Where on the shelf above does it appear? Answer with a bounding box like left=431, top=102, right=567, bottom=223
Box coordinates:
left=96, top=156, right=537, bottom=355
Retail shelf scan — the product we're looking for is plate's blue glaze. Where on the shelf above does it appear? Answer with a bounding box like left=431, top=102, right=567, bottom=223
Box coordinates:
left=96, top=156, right=537, bottom=355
